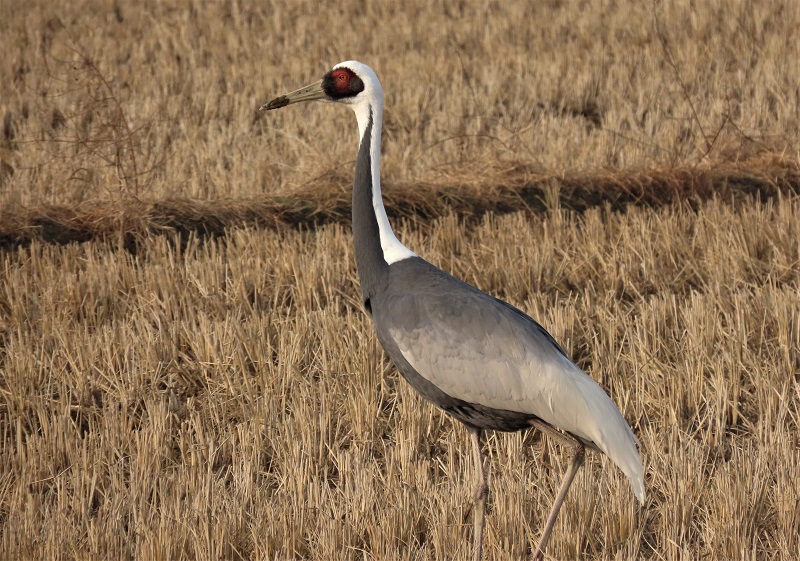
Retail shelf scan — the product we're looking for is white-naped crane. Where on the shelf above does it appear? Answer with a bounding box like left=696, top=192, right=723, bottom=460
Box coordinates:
left=261, top=61, right=645, bottom=561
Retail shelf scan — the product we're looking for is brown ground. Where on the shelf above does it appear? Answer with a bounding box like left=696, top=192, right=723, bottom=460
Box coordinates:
left=1, top=1, right=799, bottom=560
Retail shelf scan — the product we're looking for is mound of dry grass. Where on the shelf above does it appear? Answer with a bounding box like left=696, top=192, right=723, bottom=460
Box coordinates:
left=0, top=154, right=797, bottom=251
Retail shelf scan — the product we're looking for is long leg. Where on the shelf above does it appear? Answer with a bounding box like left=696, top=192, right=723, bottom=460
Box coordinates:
left=530, top=420, right=586, bottom=561
left=468, top=427, right=488, bottom=561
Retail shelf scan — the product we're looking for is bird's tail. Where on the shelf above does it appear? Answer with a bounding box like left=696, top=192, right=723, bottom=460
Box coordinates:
left=572, top=371, right=646, bottom=504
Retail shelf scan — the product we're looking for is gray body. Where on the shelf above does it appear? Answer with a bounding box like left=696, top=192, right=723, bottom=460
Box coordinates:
left=354, top=114, right=617, bottom=449
left=351, top=110, right=643, bottom=499
left=375, top=257, right=560, bottom=432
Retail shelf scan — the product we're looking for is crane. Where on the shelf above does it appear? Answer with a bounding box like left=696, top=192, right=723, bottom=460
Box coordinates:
left=261, top=61, right=645, bottom=561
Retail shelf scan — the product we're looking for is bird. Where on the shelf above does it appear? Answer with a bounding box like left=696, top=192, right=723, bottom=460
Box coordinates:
left=261, top=61, right=645, bottom=561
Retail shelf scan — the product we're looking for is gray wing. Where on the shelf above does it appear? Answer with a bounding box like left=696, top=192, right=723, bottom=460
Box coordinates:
left=377, top=283, right=598, bottom=437
left=374, top=261, right=645, bottom=502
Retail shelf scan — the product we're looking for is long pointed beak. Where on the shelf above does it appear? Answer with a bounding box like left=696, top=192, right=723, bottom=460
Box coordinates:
left=259, top=79, right=326, bottom=111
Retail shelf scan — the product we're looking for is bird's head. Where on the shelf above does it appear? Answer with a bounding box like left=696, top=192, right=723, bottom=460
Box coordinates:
left=260, top=61, right=383, bottom=112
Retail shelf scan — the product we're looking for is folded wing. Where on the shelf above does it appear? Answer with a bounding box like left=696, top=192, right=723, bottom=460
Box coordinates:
left=377, top=269, right=645, bottom=502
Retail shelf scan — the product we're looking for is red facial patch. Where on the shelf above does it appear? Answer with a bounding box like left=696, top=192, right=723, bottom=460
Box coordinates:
left=323, top=67, right=364, bottom=99
left=330, top=68, right=354, bottom=94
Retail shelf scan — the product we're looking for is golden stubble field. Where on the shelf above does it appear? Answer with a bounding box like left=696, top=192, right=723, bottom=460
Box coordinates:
left=2, top=200, right=799, bottom=560
left=1, top=0, right=799, bottom=560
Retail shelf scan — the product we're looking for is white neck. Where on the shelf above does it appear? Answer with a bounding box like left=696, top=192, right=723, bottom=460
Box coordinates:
left=352, top=100, right=416, bottom=265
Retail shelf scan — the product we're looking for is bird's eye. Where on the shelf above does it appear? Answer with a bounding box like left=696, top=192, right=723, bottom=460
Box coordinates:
left=338, top=73, right=347, bottom=81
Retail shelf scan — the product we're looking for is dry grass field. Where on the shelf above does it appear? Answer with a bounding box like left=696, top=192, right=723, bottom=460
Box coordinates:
left=1, top=1, right=799, bottom=560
